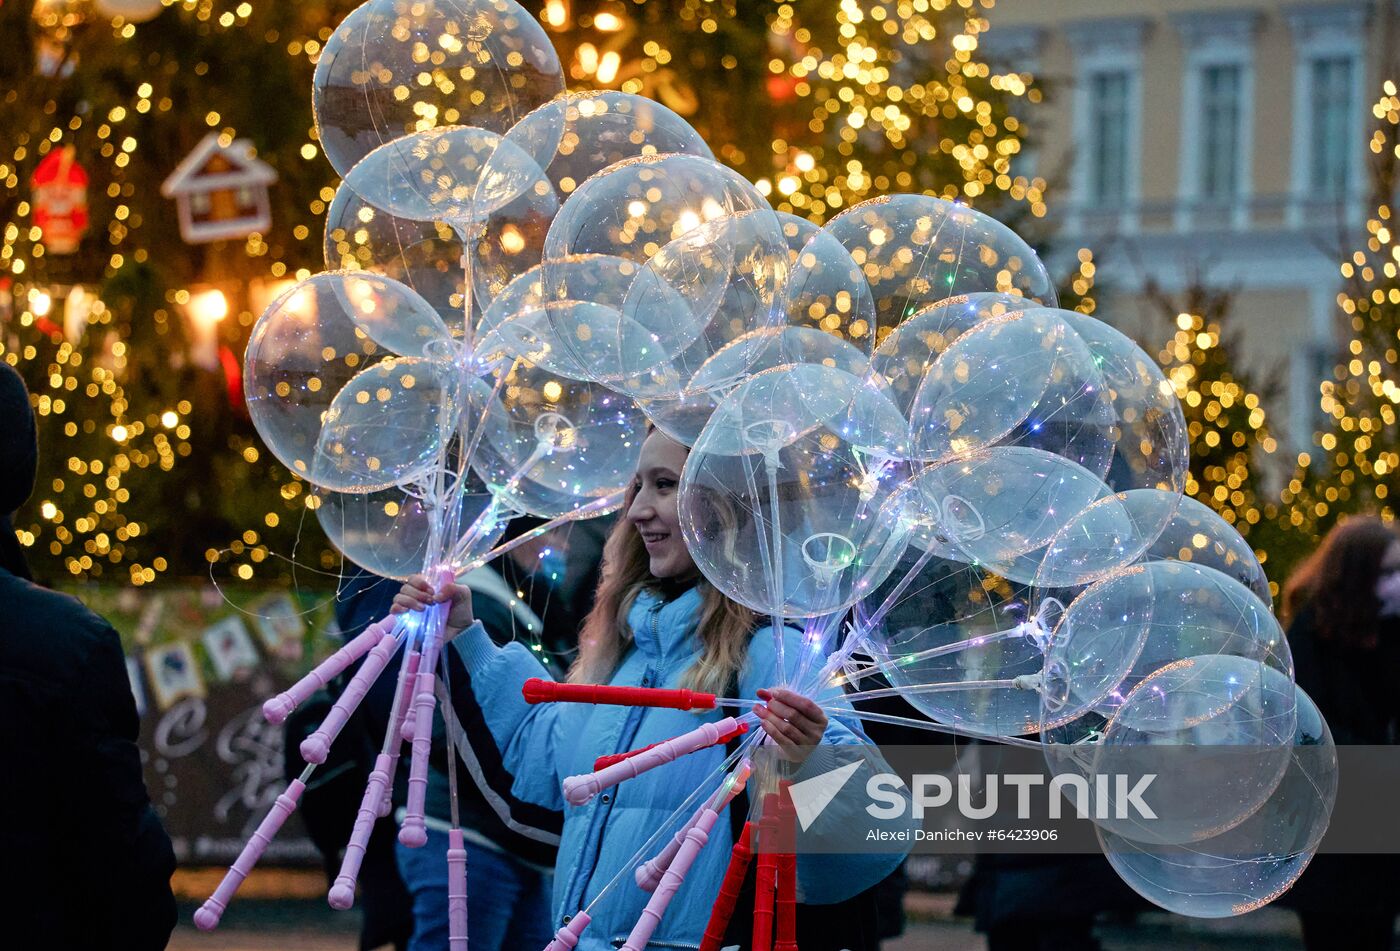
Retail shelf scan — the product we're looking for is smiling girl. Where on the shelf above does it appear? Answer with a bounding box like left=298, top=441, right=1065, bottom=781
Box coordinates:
left=393, top=428, right=903, bottom=950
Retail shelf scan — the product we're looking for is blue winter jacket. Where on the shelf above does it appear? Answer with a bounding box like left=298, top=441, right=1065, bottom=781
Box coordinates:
left=444, top=584, right=908, bottom=951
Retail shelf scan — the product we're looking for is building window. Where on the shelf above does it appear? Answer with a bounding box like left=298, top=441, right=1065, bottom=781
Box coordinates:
left=1200, top=64, right=1243, bottom=202
left=1307, top=55, right=1356, bottom=198
left=1087, top=70, right=1130, bottom=207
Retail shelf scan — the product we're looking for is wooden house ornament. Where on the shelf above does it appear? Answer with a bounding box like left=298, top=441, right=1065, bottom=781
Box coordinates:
left=161, top=133, right=277, bottom=244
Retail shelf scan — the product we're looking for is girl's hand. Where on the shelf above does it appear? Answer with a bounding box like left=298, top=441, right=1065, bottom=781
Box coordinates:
left=392, top=574, right=474, bottom=638
left=754, top=687, right=827, bottom=762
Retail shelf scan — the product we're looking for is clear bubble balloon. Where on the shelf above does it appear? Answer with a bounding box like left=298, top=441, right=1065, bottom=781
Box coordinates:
left=1091, top=653, right=1298, bottom=846
left=313, top=0, right=563, bottom=179
left=1053, top=309, right=1189, bottom=497
left=315, top=356, right=463, bottom=492
left=911, top=447, right=1112, bottom=583
left=810, top=194, right=1056, bottom=344
left=873, top=292, right=1030, bottom=415
left=1098, top=679, right=1336, bottom=918
left=643, top=325, right=877, bottom=446
left=340, top=126, right=512, bottom=226
left=471, top=91, right=712, bottom=307
left=1143, top=495, right=1271, bottom=604
left=857, top=549, right=1051, bottom=736
left=779, top=217, right=876, bottom=344
left=317, top=477, right=504, bottom=580
left=325, top=181, right=471, bottom=333
left=541, top=155, right=787, bottom=365
left=1034, top=488, right=1183, bottom=590
left=1039, top=561, right=1293, bottom=733
left=245, top=272, right=439, bottom=481
left=909, top=309, right=1115, bottom=476
left=680, top=364, right=912, bottom=619
left=467, top=362, right=646, bottom=518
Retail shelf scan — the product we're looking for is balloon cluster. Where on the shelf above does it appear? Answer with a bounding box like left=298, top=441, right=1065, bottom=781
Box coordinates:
left=199, top=0, right=1336, bottom=942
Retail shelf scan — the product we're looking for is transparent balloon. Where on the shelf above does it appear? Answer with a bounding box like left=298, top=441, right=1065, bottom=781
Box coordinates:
left=314, top=356, right=463, bottom=493
left=909, top=308, right=1115, bottom=476
left=856, top=549, right=1050, bottom=736
left=642, top=325, right=877, bottom=447
left=313, top=0, right=563, bottom=179
left=1090, top=654, right=1298, bottom=846
left=1039, top=560, right=1293, bottom=734
left=339, top=126, right=516, bottom=227
left=1033, top=489, right=1183, bottom=590
left=1098, top=679, right=1336, bottom=918
left=810, top=194, right=1055, bottom=344
left=245, top=272, right=440, bottom=482
left=325, top=181, right=471, bottom=334
left=466, top=361, right=647, bottom=518
left=680, top=364, right=912, bottom=619
left=873, top=292, right=1030, bottom=415
left=778, top=217, right=877, bottom=345
left=317, top=476, right=505, bottom=580
left=471, top=91, right=712, bottom=308
left=541, top=154, right=788, bottom=372
left=910, top=447, right=1112, bottom=583
left=1143, top=495, right=1271, bottom=604
left=1053, top=309, right=1189, bottom=497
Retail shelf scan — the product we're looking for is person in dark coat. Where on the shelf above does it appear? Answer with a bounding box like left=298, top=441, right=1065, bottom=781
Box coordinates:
left=0, top=360, right=177, bottom=950
left=1281, top=515, right=1400, bottom=950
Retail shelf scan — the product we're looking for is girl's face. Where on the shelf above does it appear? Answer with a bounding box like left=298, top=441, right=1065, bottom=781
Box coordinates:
left=628, top=431, right=696, bottom=580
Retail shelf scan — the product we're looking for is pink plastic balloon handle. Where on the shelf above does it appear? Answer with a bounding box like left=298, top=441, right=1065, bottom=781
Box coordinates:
left=396, top=652, right=441, bottom=847
left=447, top=828, right=468, bottom=950
left=380, top=647, right=421, bottom=818
left=563, top=717, right=740, bottom=806
left=636, top=802, right=705, bottom=891
left=621, top=809, right=720, bottom=951
left=263, top=617, right=393, bottom=724
left=327, top=752, right=394, bottom=910
left=300, top=630, right=399, bottom=764
left=193, top=779, right=306, bottom=930
left=399, top=567, right=452, bottom=848
left=543, top=911, right=591, bottom=951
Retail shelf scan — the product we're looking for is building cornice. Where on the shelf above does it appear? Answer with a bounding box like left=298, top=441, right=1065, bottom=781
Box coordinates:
left=1064, top=16, right=1151, bottom=58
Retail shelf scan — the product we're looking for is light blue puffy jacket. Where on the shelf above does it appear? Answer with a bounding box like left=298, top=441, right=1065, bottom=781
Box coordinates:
left=444, top=584, right=907, bottom=951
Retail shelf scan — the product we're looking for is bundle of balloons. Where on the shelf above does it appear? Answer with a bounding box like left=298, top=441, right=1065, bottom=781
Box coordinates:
left=195, top=0, right=1337, bottom=943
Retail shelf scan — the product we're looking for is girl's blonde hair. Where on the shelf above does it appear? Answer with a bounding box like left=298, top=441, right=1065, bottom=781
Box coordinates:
left=569, top=451, right=755, bottom=696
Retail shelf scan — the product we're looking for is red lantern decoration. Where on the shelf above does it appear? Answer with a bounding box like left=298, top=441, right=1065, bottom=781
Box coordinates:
left=30, top=146, right=89, bottom=255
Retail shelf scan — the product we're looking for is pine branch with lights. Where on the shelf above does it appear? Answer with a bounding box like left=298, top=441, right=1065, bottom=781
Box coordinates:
left=535, top=0, right=1043, bottom=220
left=1147, top=282, right=1285, bottom=549
left=1285, top=82, right=1400, bottom=535
left=1, top=0, right=358, bottom=583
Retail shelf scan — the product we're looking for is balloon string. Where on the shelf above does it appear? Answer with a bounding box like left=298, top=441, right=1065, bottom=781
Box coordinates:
left=733, top=456, right=789, bottom=691
left=813, top=707, right=1044, bottom=749
left=439, top=649, right=463, bottom=830
left=763, top=458, right=787, bottom=688
left=811, top=544, right=940, bottom=689
left=456, top=355, right=520, bottom=497
left=457, top=492, right=623, bottom=576
left=833, top=628, right=1027, bottom=688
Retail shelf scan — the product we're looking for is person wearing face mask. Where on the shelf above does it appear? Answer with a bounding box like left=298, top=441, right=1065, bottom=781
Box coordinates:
left=394, top=427, right=907, bottom=950
left=1280, top=516, right=1400, bottom=950
left=0, top=361, right=176, bottom=949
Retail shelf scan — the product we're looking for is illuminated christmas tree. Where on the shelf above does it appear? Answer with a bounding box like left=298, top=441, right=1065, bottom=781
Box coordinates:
left=1283, top=82, right=1400, bottom=536
left=1, top=0, right=1039, bottom=583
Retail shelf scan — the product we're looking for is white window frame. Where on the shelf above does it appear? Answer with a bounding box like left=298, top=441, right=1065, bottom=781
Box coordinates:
left=1066, top=18, right=1149, bottom=235
left=1286, top=3, right=1369, bottom=229
left=1173, top=11, right=1258, bottom=231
